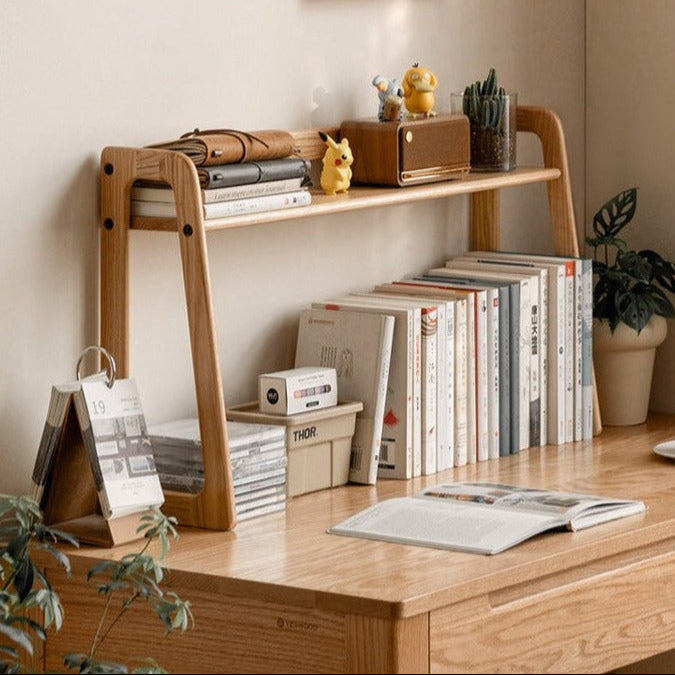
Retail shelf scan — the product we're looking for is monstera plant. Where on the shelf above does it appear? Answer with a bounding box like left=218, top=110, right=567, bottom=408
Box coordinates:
left=587, top=187, right=675, bottom=425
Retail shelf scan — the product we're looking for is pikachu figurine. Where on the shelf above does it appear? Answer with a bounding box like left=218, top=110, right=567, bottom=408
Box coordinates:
left=318, top=131, right=353, bottom=195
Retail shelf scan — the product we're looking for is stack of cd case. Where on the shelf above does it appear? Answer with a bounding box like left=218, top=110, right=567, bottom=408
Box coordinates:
left=148, top=418, right=287, bottom=521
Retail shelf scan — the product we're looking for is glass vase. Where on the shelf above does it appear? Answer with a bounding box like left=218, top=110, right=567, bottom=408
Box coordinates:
left=451, top=91, right=517, bottom=172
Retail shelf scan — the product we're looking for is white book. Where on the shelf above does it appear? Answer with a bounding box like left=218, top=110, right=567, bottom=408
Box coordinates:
left=464, top=251, right=568, bottom=446
left=369, top=291, right=456, bottom=472
left=376, top=281, right=472, bottom=467
left=408, top=278, right=489, bottom=462
left=295, top=308, right=394, bottom=485
left=356, top=292, right=442, bottom=475
left=131, top=188, right=311, bottom=219
left=419, top=277, right=500, bottom=460
left=421, top=273, right=513, bottom=458
left=580, top=258, right=594, bottom=441
left=513, top=254, right=579, bottom=443
left=328, top=482, right=647, bottom=556
left=433, top=265, right=532, bottom=452
left=448, top=258, right=546, bottom=450
left=313, top=298, right=418, bottom=480
left=131, top=177, right=306, bottom=204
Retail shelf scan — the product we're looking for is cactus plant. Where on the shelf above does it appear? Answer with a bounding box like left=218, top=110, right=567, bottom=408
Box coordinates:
left=462, top=67, right=508, bottom=129
left=454, top=67, right=516, bottom=171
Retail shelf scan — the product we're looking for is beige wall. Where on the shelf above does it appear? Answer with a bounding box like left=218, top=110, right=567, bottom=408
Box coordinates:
left=0, top=0, right=586, bottom=493
left=586, top=0, right=675, bottom=413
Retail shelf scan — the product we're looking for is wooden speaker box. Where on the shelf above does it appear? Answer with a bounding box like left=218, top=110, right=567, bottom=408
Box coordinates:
left=339, top=114, right=470, bottom=186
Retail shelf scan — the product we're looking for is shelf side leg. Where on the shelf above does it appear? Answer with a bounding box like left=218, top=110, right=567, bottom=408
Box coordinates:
left=166, top=152, right=237, bottom=530
left=100, top=148, right=133, bottom=377
left=470, top=190, right=500, bottom=251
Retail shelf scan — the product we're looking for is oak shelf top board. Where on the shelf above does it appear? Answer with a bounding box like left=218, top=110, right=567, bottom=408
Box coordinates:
left=130, top=166, right=560, bottom=233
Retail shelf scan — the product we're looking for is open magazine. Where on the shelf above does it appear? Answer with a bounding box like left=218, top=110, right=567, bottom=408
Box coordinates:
left=328, top=482, right=647, bottom=555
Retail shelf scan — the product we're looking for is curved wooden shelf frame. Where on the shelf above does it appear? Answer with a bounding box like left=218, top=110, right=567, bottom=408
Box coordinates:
left=99, top=105, right=599, bottom=533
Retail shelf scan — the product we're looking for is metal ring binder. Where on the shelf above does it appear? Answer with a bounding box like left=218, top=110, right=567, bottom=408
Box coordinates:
left=76, top=344, right=116, bottom=388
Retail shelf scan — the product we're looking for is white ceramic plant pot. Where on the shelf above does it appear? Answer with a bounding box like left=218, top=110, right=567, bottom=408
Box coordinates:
left=593, top=315, right=668, bottom=426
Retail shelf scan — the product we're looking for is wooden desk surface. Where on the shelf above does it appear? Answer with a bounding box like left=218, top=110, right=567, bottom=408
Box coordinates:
left=47, top=415, right=675, bottom=673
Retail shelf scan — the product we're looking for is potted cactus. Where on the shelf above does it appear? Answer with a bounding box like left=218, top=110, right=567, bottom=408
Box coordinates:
left=452, top=68, right=517, bottom=172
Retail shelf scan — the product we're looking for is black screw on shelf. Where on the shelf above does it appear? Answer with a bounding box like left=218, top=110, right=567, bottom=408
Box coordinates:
left=183, top=224, right=193, bottom=236
left=103, top=218, right=114, bottom=230
left=103, top=163, right=114, bottom=175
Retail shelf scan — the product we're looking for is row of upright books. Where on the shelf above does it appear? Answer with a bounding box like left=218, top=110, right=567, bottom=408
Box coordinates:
left=294, top=250, right=593, bottom=485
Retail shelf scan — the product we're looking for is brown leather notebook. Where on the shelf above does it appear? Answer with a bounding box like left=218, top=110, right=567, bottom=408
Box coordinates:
left=149, top=128, right=297, bottom=166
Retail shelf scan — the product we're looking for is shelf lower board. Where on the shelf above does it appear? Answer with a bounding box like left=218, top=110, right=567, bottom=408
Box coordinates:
left=130, top=166, right=561, bottom=233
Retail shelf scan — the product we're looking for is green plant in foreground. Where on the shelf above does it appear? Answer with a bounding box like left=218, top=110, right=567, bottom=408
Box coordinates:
left=586, top=187, right=675, bottom=333
left=1, top=497, right=193, bottom=674
left=1, top=494, right=75, bottom=674
left=462, top=67, right=507, bottom=129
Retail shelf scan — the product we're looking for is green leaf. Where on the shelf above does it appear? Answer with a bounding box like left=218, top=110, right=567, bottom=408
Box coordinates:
left=616, top=250, right=652, bottom=281
left=640, top=249, right=675, bottom=293
left=615, top=285, right=655, bottom=332
left=592, top=187, right=638, bottom=237
left=14, top=558, right=34, bottom=602
left=0, top=621, right=34, bottom=654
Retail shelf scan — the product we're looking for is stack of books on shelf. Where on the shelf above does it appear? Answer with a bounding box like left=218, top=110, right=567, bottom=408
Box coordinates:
left=148, top=418, right=287, bottom=521
left=131, top=127, right=312, bottom=220
left=299, top=249, right=593, bottom=483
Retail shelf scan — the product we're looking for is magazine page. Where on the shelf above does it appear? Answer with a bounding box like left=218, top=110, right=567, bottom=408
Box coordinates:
left=328, top=482, right=647, bottom=555
left=328, top=493, right=565, bottom=555
left=418, top=482, right=646, bottom=531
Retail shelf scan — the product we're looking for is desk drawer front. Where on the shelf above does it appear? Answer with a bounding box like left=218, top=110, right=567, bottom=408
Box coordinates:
left=430, top=548, right=675, bottom=673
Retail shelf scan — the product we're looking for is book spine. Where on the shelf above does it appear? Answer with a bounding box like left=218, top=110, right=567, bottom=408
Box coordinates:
left=563, top=262, right=575, bottom=443
left=486, top=288, right=501, bottom=460
left=581, top=258, right=594, bottom=440
left=453, top=298, right=469, bottom=467
left=538, top=271, right=548, bottom=447
left=548, top=267, right=567, bottom=445
left=370, top=318, right=395, bottom=483
left=474, top=290, right=489, bottom=462
left=517, top=279, right=531, bottom=451
left=420, top=306, right=438, bottom=475
left=439, top=300, right=455, bottom=470
left=464, top=293, right=477, bottom=464
left=411, top=310, right=423, bottom=477
left=496, top=286, right=511, bottom=457
left=432, top=302, right=448, bottom=473
left=534, top=270, right=547, bottom=447
left=527, top=275, right=541, bottom=448
left=131, top=177, right=304, bottom=204
left=573, top=259, right=583, bottom=442
left=131, top=189, right=310, bottom=219
left=203, top=189, right=312, bottom=218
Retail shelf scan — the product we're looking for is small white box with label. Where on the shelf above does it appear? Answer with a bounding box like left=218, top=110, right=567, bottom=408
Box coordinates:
left=258, top=366, right=338, bottom=415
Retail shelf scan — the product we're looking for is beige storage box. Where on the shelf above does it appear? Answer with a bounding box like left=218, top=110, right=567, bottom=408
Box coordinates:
left=226, top=401, right=363, bottom=497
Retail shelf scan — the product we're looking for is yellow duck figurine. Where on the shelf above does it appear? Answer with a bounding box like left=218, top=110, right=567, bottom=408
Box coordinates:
left=402, top=62, right=438, bottom=117
left=318, top=131, right=353, bottom=195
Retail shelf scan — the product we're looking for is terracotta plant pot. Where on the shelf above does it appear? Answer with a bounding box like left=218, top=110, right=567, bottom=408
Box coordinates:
left=593, top=315, right=668, bottom=425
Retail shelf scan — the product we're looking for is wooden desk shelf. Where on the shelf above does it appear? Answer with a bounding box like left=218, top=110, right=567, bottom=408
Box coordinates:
left=99, top=106, right=600, bottom=532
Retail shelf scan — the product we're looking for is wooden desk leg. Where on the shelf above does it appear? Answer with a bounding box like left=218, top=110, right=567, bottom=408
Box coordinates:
left=347, top=614, right=429, bottom=674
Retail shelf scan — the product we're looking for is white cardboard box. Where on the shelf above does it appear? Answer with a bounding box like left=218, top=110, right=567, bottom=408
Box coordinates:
left=258, top=366, right=338, bottom=415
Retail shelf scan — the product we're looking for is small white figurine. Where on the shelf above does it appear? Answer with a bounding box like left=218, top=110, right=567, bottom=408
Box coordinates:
left=372, top=74, right=404, bottom=121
